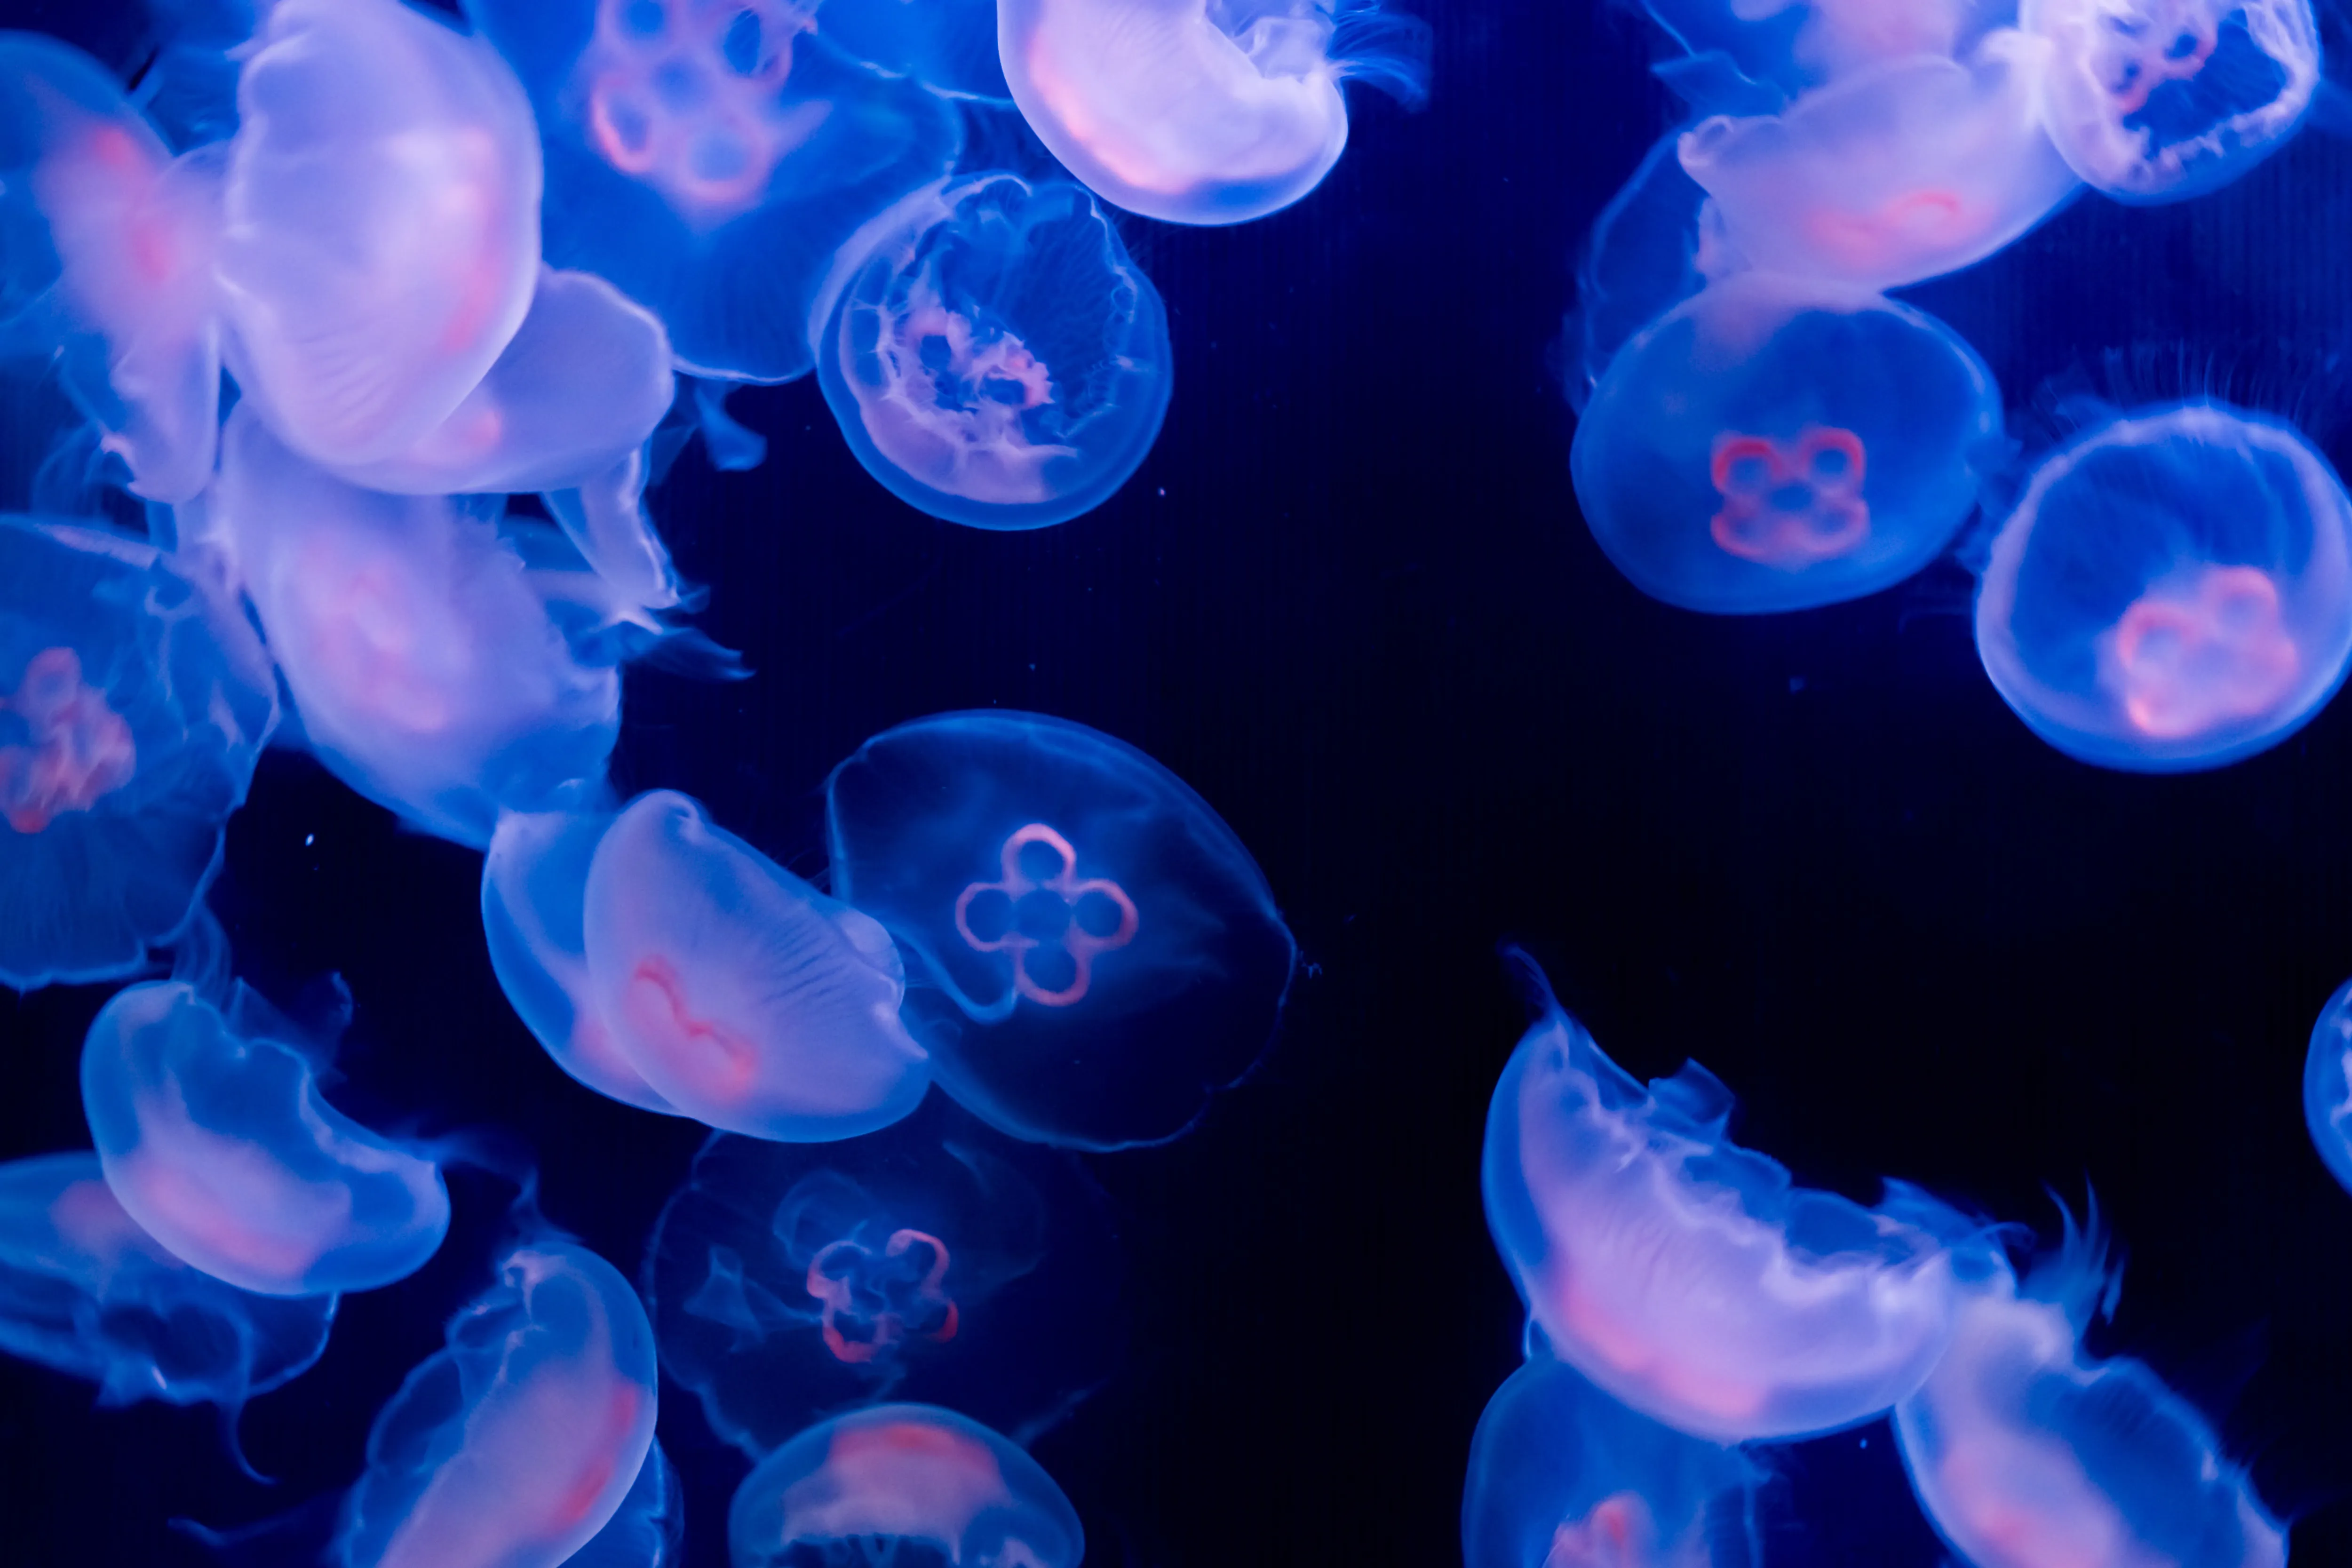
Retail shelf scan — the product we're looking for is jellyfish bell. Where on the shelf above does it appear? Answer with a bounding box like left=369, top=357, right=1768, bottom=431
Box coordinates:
left=2304, top=974, right=2352, bottom=1197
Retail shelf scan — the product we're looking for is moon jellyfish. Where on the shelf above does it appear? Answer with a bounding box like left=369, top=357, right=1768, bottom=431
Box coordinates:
left=826, top=710, right=1297, bottom=1150
left=1481, top=957, right=1980, bottom=1442
left=216, top=0, right=542, bottom=471
left=821, top=0, right=1010, bottom=100
left=998, top=0, right=1430, bottom=226
left=645, top=1090, right=1123, bottom=1457
left=0, top=1151, right=334, bottom=1419
left=334, top=1238, right=658, bottom=1568
left=1463, top=1356, right=1759, bottom=1568
left=79, top=979, right=450, bottom=1297
left=566, top=1442, right=685, bottom=1568
left=727, top=1403, right=1083, bottom=1568
left=1570, top=273, right=2002, bottom=614
left=581, top=790, right=930, bottom=1142
left=816, top=174, right=1173, bottom=530
left=463, top=0, right=960, bottom=384
left=2304, top=975, right=2352, bottom=1197
left=1974, top=401, right=2352, bottom=771
left=2026, top=0, right=2320, bottom=202
left=0, top=517, right=276, bottom=991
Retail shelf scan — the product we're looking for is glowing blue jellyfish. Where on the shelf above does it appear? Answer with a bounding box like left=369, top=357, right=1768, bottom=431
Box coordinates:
left=822, top=0, right=1010, bottom=100
left=728, top=1403, right=1083, bottom=1568
left=0, top=1151, right=334, bottom=1420
left=2304, top=975, right=2352, bottom=1197
left=998, top=0, right=1430, bottom=226
left=826, top=710, right=1297, bottom=1150
left=80, top=979, right=450, bottom=1297
left=644, top=1090, right=1123, bottom=1457
left=1463, top=1356, right=1759, bottom=1568
left=334, top=1238, right=658, bottom=1568
left=816, top=174, right=1172, bottom=530
left=2026, top=0, right=2320, bottom=202
left=1482, top=957, right=1980, bottom=1442
left=0, top=33, right=223, bottom=503
left=0, top=517, right=276, bottom=990
left=1570, top=273, right=2002, bottom=614
left=1974, top=401, right=2352, bottom=771
left=565, top=1442, right=684, bottom=1568
left=580, top=790, right=930, bottom=1141
left=216, top=0, right=543, bottom=471
left=462, top=0, right=960, bottom=384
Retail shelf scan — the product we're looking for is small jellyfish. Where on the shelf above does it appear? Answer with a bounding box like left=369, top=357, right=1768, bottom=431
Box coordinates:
left=580, top=790, right=931, bottom=1142
left=0, top=517, right=276, bottom=990
left=1974, top=401, right=2352, bottom=771
left=826, top=710, right=1297, bottom=1150
left=1463, top=1356, right=1760, bottom=1568
left=644, top=1090, right=1123, bottom=1457
left=1482, top=957, right=1980, bottom=1443
left=1570, top=272, right=2002, bottom=614
left=2303, top=974, right=2352, bottom=1197
left=463, top=0, right=960, bottom=383
left=80, top=979, right=450, bottom=1297
left=565, top=1441, right=685, bottom=1568
left=727, top=1403, right=1084, bottom=1568
left=216, top=0, right=543, bottom=470
left=820, top=0, right=1011, bottom=100
left=2025, top=0, right=2320, bottom=202
left=815, top=174, right=1173, bottom=530
left=334, top=1238, right=658, bottom=1568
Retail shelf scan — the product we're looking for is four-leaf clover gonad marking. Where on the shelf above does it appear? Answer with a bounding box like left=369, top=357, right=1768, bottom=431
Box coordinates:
left=954, top=823, right=1139, bottom=1007
left=1709, top=426, right=1871, bottom=569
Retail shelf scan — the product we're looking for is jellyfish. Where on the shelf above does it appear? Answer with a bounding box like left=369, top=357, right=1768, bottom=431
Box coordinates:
left=727, top=1403, right=1084, bottom=1568
left=79, top=979, right=450, bottom=1297
left=580, top=790, right=931, bottom=1142
left=2304, top=974, right=2352, bottom=1198
left=215, top=0, right=543, bottom=472
left=1974, top=400, right=2352, bottom=771
left=815, top=174, right=1173, bottom=530
left=205, top=405, right=620, bottom=848
left=2025, top=0, right=2320, bottom=202
left=1463, top=1356, right=1760, bottom=1568
left=826, top=710, right=1297, bottom=1150
left=0, top=33, right=223, bottom=503
left=1482, top=957, right=1985, bottom=1443
left=1570, top=272, right=2002, bottom=614
left=333, top=1237, right=658, bottom=1568
left=821, top=0, right=1011, bottom=100
left=644, top=1090, right=1123, bottom=1457
left=461, top=0, right=960, bottom=385
left=0, top=517, right=277, bottom=991
left=565, top=1441, right=685, bottom=1568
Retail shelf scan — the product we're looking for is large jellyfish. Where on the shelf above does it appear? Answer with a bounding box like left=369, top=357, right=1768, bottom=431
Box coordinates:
left=1462, top=1356, right=1760, bottom=1568
left=0, top=517, right=277, bottom=990
left=565, top=1442, right=684, bottom=1568
left=0, top=33, right=223, bottom=503
left=815, top=174, right=1173, bottom=530
left=216, top=0, right=543, bottom=471
left=644, top=1090, right=1124, bottom=1457
left=79, top=979, right=450, bottom=1297
left=462, top=0, right=960, bottom=383
left=1570, top=273, right=2002, bottom=614
left=826, top=710, right=1297, bottom=1150
left=1974, top=401, right=2352, bottom=771
left=998, top=0, right=1430, bottom=225
left=1482, top=959, right=1984, bottom=1443
left=333, top=1238, right=658, bottom=1568
left=2304, top=974, right=2352, bottom=1198
left=727, top=1403, right=1084, bottom=1568
left=2024, top=0, right=2320, bottom=202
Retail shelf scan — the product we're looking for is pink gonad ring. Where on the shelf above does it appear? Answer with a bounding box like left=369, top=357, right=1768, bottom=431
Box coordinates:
left=954, top=824, right=1138, bottom=1007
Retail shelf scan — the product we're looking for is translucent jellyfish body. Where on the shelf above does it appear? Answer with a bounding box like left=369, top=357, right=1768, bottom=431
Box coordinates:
left=1462, top=1356, right=1759, bottom=1568
left=2304, top=975, right=2352, bottom=1197
left=79, top=980, right=450, bottom=1297
left=0, top=1152, right=334, bottom=1415
left=1570, top=274, right=2002, bottom=614
left=581, top=790, right=931, bottom=1141
left=644, top=1091, right=1123, bottom=1456
left=567, top=1442, right=684, bottom=1568
left=0, top=34, right=222, bottom=502
left=216, top=0, right=542, bottom=470
left=1481, top=963, right=1978, bottom=1442
left=728, top=1403, right=1083, bottom=1568
left=1638, top=0, right=1999, bottom=92
left=822, top=0, right=1010, bottom=100
left=0, top=517, right=276, bottom=990
left=2025, top=0, right=2320, bottom=201
left=334, top=1239, right=658, bottom=1568
left=826, top=710, right=1297, bottom=1150
left=1974, top=402, right=2352, bottom=771
left=817, top=175, right=1173, bottom=530
left=464, top=0, right=960, bottom=383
